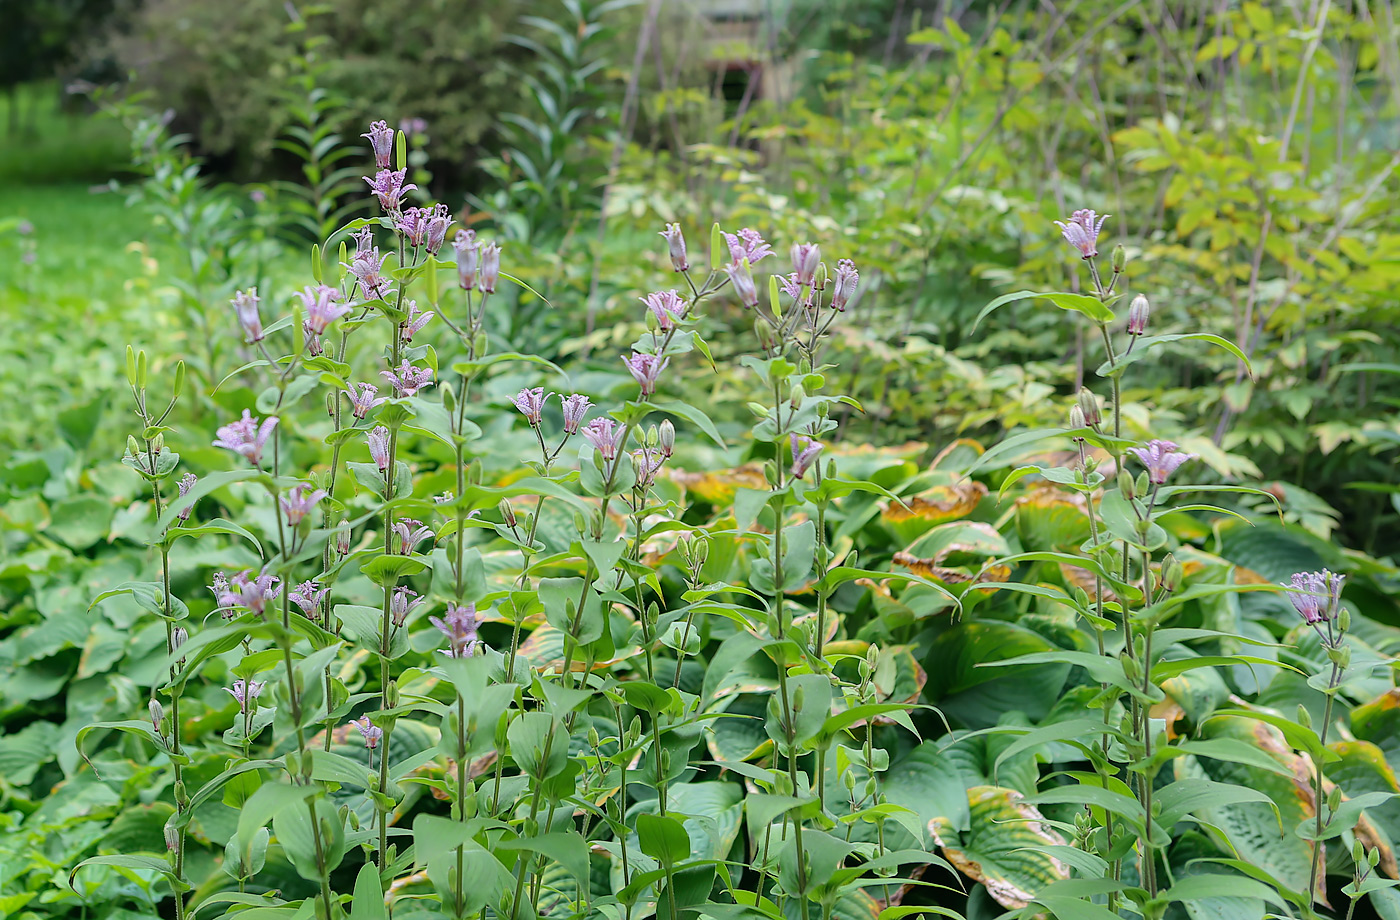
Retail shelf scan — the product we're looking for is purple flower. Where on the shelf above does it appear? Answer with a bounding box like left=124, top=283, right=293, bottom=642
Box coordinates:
left=452, top=230, right=480, bottom=290
left=351, top=227, right=376, bottom=261
left=367, top=426, right=392, bottom=471
left=831, top=259, right=859, bottom=312
left=334, top=523, right=352, bottom=556
left=399, top=300, right=434, bottom=343
left=1055, top=209, right=1109, bottom=259
left=660, top=223, right=689, bottom=272
left=424, top=204, right=453, bottom=255
left=280, top=483, right=328, bottom=526
left=290, top=580, right=330, bottom=619
left=390, top=586, right=424, bottom=627
left=220, top=569, right=282, bottom=616
left=1127, top=294, right=1150, bottom=336
left=365, top=168, right=416, bottom=213
left=430, top=603, right=481, bottom=658
left=725, top=228, right=772, bottom=266
left=347, top=247, right=394, bottom=301
left=298, top=284, right=351, bottom=335
left=624, top=353, right=669, bottom=397
left=381, top=360, right=433, bottom=397
left=511, top=387, right=548, bottom=426
left=561, top=394, right=592, bottom=434
left=1127, top=439, right=1197, bottom=485
left=210, top=572, right=236, bottom=614
left=631, top=447, right=666, bottom=490
left=583, top=418, right=626, bottom=461
left=1286, top=570, right=1344, bottom=625
left=725, top=261, right=759, bottom=308
left=791, top=434, right=823, bottom=479
left=392, top=518, right=434, bottom=555
left=232, top=289, right=263, bottom=343
left=779, top=272, right=804, bottom=301
left=176, top=473, right=197, bottom=523
left=227, top=679, right=266, bottom=713
left=396, top=206, right=432, bottom=247
left=302, top=319, right=324, bottom=357
left=352, top=715, right=383, bottom=749
left=641, top=290, right=688, bottom=331
left=791, top=243, right=820, bottom=286
left=362, top=120, right=394, bottom=169
left=434, top=490, right=454, bottom=505
left=213, top=410, right=278, bottom=466
left=346, top=382, right=385, bottom=419
left=480, top=242, right=502, bottom=293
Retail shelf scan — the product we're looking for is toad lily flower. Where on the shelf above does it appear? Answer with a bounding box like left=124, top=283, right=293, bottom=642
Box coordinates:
left=280, top=483, right=328, bottom=526
left=346, top=382, right=386, bottom=419
left=290, top=580, right=330, bottom=620
left=227, top=679, right=266, bottom=713
left=361, top=119, right=394, bottom=169
left=1055, top=209, right=1109, bottom=259
left=424, top=204, right=454, bottom=255
left=232, top=289, right=264, bottom=343
left=381, top=360, right=433, bottom=397
left=217, top=569, right=282, bottom=616
left=583, top=418, right=626, bottom=461
left=213, top=410, right=278, bottom=466
left=831, top=259, right=859, bottom=312
left=725, top=260, right=759, bottom=308
left=452, top=230, right=480, bottom=290
left=347, top=246, right=394, bottom=301
left=641, top=290, right=688, bottom=332
left=176, top=473, right=197, bottom=523
left=298, top=284, right=351, bottom=335
left=352, top=715, right=383, bottom=749
left=660, top=223, right=688, bottom=271
left=367, top=425, right=392, bottom=471
left=561, top=394, right=592, bottom=434
left=480, top=242, right=502, bottom=293
left=511, top=387, right=548, bottom=427
left=399, top=300, right=434, bottom=343
left=1127, top=439, right=1197, bottom=485
left=390, top=586, right=424, bottom=627
left=624, top=353, right=669, bottom=397
left=365, top=168, right=416, bottom=213
left=430, top=603, right=481, bottom=658
left=791, top=434, right=823, bottom=479
left=724, top=228, right=773, bottom=266
left=791, top=242, right=820, bottom=286
left=392, top=518, right=434, bottom=555
left=1286, top=570, right=1345, bottom=627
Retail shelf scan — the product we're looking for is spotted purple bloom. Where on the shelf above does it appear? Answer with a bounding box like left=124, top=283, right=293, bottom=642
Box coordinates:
left=660, top=223, right=688, bottom=272
left=298, top=284, right=351, bottom=335
left=583, top=417, right=626, bottom=461
left=791, top=434, right=823, bottom=479
left=346, top=382, right=385, bottom=419
left=511, top=387, right=548, bottom=426
left=362, top=120, right=394, bottom=169
left=831, top=259, right=858, bottom=312
left=561, top=394, right=592, bottom=434
left=227, top=679, right=266, bottom=713
left=399, top=300, right=434, bottom=342
left=631, top=446, right=666, bottom=490
left=1055, top=209, right=1109, bottom=259
left=396, top=206, right=432, bottom=247
left=290, top=580, right=330, bottom=619
left=392, top=518, right=434, bottom=555
left=480, top=242, right=502, bottom=293
left=213, top=410, right=278, bottom=466
left=1286, top=570, right=1344, bottom=626
left=779, top=272, right=804, bottom=301
left=232, top=288, right=263, bottom=343
left=351, top=227, right=375, bottom=261
left=1127, top=439, right=1197, bottom=485
left=390, top=586, right=424, bottom=627
left=624, top=353, right=669, bottom=397
left=220, top=569, right=282, bottom=616
left=381, top=360, right=433, bottom=397
left=430, top=603, right=481, bottom=658
left=790, top=243, right=820, bottom=286
left=347, top=246, right=394, bottom=300
left=280, top=483, right=328, bottom=526
left=725, top=228, right=773, bottom=266
left=176, top=472, right=197, bottom=522
left=725, top=261, right=758, bottom=308
left=367, top=426, right=392, bottom=472
left=424, top=204, right=454, bottom=255
left=434, top=490, right=454, bottom=505
left=366, top=168, right=416, bottom=213
left=302, top=319, right=324, bottom=357
left=210, top=572, right=236, bottom=615
left=452, top=230, right=480, bottom=290
left=641, top=290, right=687, bottom=331
left=352, top=715, right=383, bottom=749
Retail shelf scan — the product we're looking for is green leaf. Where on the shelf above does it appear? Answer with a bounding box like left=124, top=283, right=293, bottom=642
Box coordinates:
left=972, top=289, right=1116, bottom=329
left=1096, top=333, right=1253, bottom=379
left=637, top=813, right=692, bottom=866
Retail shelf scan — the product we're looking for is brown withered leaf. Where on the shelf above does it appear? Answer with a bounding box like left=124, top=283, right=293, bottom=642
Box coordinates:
left=882, top=480, right=987, bottom=525
left=670, top=465, right=768, bottom=505
left=892, top=552, right=1010, bottom=590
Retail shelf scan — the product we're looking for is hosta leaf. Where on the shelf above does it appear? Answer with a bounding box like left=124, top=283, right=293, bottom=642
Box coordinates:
left=929, top=785, right=1069, bottom=909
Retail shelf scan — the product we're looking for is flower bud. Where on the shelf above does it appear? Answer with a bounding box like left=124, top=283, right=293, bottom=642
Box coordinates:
left=1127, top=294, right=1149, bottom=336
left=660, top=223, right=688, bottom=272
left=1077, top=389, right=1102, bottom=427
left=335, top=522, right=352, bottom=555
left=658, top=419, right=675, bottom=457
left=1370, top=847, right=1382, bottom=868
left=164, top=823, right=180, bottom=852
left=499, top=499, right=518, bottom=528
left=1328, top=786, right=1343, bottom=811
left=1118, top=470, right=1136, bottom=501
left=149, top=698, right=165, bottom=732
left=479, top=242, right=502, bottom=294
left=1160, top=554, right=1183, bottom=593
left=171, top=626, right=188, bottom=655
left=1297, top=704, right=1312, bottom=729
left=727, top=261, right=758, bottom=308
left=1338, top=607, right=1351, bottom=634
left=441, top=383, right=456, bottom=415
left=1111, top=244, right=1126, bottom=274
left=1069, top=404, right=1086, bottom=432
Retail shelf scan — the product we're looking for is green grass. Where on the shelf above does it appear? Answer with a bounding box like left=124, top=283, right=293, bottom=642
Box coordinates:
left=0, top=83, right=129, bottom=185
